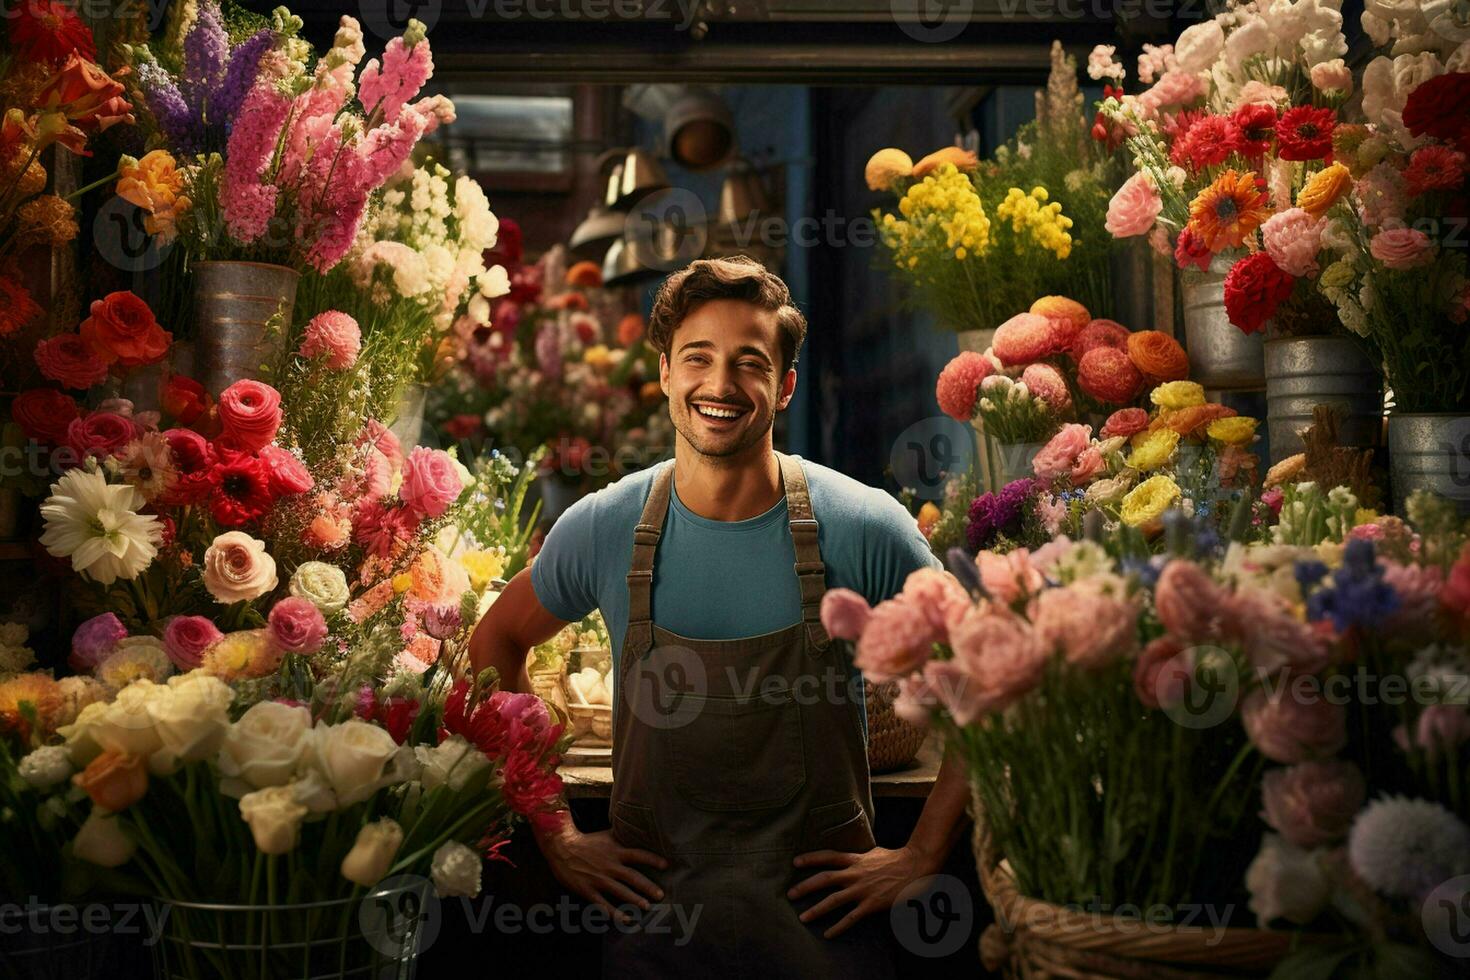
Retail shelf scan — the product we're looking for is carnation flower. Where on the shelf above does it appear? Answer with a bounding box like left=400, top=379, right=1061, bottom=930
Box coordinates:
left=1171, top=114, right=1243, bottom=171
left=40, top=467, right=162, bottom=585
left=118, top=431, right=177, bottom=502
left=1224, top=251, right=1296, bottom=335
left=1031, top=582, right=1137, bottom=669
left=1077, top=346, right=1143, bottom=404
left=1261, top=208, right=1325, bottom=278
left=1032, top=424, right=1091, bottom=482
left=1348, top=797, right=1470, bottom=901
left=935, top=351, right=992, bottom=421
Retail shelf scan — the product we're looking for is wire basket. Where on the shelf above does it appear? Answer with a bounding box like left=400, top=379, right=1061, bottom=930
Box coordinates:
left=149, top=880, right=430, bottom=980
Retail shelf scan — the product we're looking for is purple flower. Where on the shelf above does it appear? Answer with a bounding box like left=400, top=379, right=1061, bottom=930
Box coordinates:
left=1306, top=539, right=1400, bottom=632
left=182, top=0, right=229, bottom=113
left=423, top=604, right=464, bottom=641
left=71, top=613, right=128, bottom=672
left=214, top=29, right=273, bottom=127
left=966, top=492, right=998, bottom=552
left=137, top=62, right=199, bottom=155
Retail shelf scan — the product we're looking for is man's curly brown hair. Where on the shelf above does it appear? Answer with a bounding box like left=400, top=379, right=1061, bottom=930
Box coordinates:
left=647, top=256, right=807, bottom=375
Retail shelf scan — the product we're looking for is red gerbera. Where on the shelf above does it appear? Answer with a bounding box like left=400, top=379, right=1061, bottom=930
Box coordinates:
left=1173, top=227, right=1213, bottom=272
left=8, top=0, right=96, bottom=65
left=0, top=275, right=43, bottom=338
left=1163, top=108, right=1207, bottom=142
left=156, top=429, right=217, bottom=507
left=1231, top=103, right=1278, bottom=159
left=1223, top=252, right=1296, bottom=335
left=1170, top=114, right=1243, bottom=171
left=210, top=453, right=275, bottom=527
left=1402, top=72, right=1470, bottom=151
left=1276, top=106, right=1336, bottom=162
left=1403, top=145, right=1467, bottom=196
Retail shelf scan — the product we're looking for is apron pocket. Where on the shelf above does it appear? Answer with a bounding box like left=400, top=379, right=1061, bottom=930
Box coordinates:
left=611, top=800, right=664, bottom=855
left=663, top=691, right=806, bottom=812
left=804, top=799, right=875, bottom=853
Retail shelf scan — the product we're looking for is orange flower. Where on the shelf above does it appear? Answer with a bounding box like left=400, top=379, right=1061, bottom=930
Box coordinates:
left=0, top=274, right=43, bottom=337
left=79, top=290, right=171, bottom=368
left=546, top=291, right=589, bottom=312
left=73, top=750, right=148, bottom=811
left=1029, top=296, right=1090, bottom=333
left=1186, top=169, right=1271, bottom=253
left=1158, top=403, right=1237, bottom=436
left=1126, top=330, right=1190, bottom=381
left=0, top=673, right=63, bottom=744
left=912, top=146, right=979, bottom=179
left=565, top=261, right=602, bottom=289
left=865, top=148, right=913, bottom=191
left=1297, top=162, right=1352, bottom=217
left=616, top=312, right=644, bottom=347
left=916, top=501, right=941, bottom=538
left=12, top=194, right=77, bottom=249
left=117, top=150, right=190, bottom=241
left=31, top=54, right=133, bottom=153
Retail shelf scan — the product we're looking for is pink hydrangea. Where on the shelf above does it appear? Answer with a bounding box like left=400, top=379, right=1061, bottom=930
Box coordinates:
left=1261, top=760, right=1365, bottom=848
left=1105, top=171, right=1163, bottom=238
left=1032, top=423, right=1091, bottom=481
left=1260, top=207, right=1325, bottom=277
left=300, top=311, right=362, bottom=369
left=1370, top=227, right=1435, bottom=270
left=1242, top=688, right=1348, bottom=764
left=935, top=351, right=992, bottom=421
left=1021, top=363, right=1072, bottom=413
left=993, top=312, right=1057, bottom=366
left=854, top=597, right=937, bottom=682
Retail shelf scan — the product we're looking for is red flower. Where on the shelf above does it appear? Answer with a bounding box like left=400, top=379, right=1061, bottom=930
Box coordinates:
left=1224, top=252, right=1296, bottom=335
left=8, top=0, right=96, bottom=65
left=11, top=388, right=79, bottom=446
left=1231, top=103, right=1278, bottom=159
left=31, top=54, right=134, bottom=152
left=1276, top=107, right=1336, bottom=162
left=156, top=429, right=216, bottom=506
left=34, top=333, right=108, bottom=389
left=0, top=275, right=43, bottom=338
left=1403, top=145, right=1467, bottom=196
left=210, top=453, right=275, bottom=527
left=161, top=375, right=211, bottom=425
left=66, top=412, right=140, bottom=462
left=443, top=414, right=483, bottom=440
left=485, top=217, right=523, bottom=267
left=354, top=688, right=420, bottom=744
left=259, top=445, right=315, bottom=497
left=1101, top=407, right=1150, bottom=439
left=1070, top=318, right=1130, bottom=361
left=501, top=746, right=566, bottom=822
left=1403, top=73, right=1470, bottom=151
left=79, top=291, right=170, bottom=368
left=1077, top=346, right=1144, bottom=404
left=217, top=380, right=282, bottom=453
left=351, top=498, right=417, bottom=559
left=1170, top=114, right=1243, bottom=171
left=1174, top=227, right=1212, bottom=271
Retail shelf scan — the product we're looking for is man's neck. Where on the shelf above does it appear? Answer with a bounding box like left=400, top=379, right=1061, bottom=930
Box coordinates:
left=671, top=438, right=783, bottom=522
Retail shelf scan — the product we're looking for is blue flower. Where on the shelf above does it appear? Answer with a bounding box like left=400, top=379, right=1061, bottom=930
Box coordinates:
left=1305, top=541, right=1400, bottom=632
left=1293, top=560, right=1328, bottom=594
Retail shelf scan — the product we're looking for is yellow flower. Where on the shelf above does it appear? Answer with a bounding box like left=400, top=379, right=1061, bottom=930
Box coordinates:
left=1297, top=162, right=1351, bottom=217
left=1353, top=508, right=1379, bottom=528
left=1119, top=475, right=1181, bottom=527
left=1151, top=381, right=1205, bottom=411
left=1206, top=416, right=1258, bottom=446
left=391, top=573, right=414, bottom=594
left=865, top=148, right=913, bottom=191
left=1126, top=429, right=1180, bottom=471
left=583, top=344, right=612, bottom=369
left=200, top=630, right=279, bottom=682
left=117, top=150, right=190, bottom=241
left=460, top=549, right=506, bottom=591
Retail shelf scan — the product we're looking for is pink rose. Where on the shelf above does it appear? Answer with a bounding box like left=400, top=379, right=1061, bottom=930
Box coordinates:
left=268, top=596, right=329, bottom=654
left=66, top=412, right=140, bottom=462
left=940, top=607, right=1046, bottom=721
left=1260, top=760, right=1366, bottom=848
left=1394, top=705, right=1470, bottom=761
left=1069, top=447, right=1105, bottom=486
left=1032, top=423, right=1092, bottom=481
left=854, top=597, right=936, bottom=682
left=1105, top=171, right=1163, bottom=238
left=1031, top=582, right=1138, bottom=669
left=162, top=615, right=224, bottom=670
left=1369, top=227, right=1435, bottom=270
left=217, top=380, right=282, bottom=453
left=259, top=445, right=315, bottom=497
left=400, top=447, right=464, bottom=519
left=899, top=568, right=973, bottom=639
left=820, top=588, right=872, bottom=641
left=1309, top=60, right=1352, bottom=95
left=1241, top=687, right=1348, bottom=764
left=1154, top=560, right=1230, bottom=642
left=977, top=549, right=1044, bottom=605
left=299, top=311, right=362, bottom=370
left=71, top=612, right=128, bottom=671
left=202, top=531, right=279, bottom=604
left=1133, top=636, right=1190, bottom=709
left=1260, top=207, right=1325, bottom=278
left=1021, top=363, right=1072, bottom=413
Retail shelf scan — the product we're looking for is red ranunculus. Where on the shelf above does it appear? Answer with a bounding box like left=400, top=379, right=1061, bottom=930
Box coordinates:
left=1231, top=103, right=1278, bottom=159
left=1224, top=251, right=1296, bottom=335
left=156, top=428, right=216, bottom=506
left=1174, top=227, right=1212, bottom=272
left=11, top=388, right=79, bottom=446
left=161, top=375, right=210, bottom=425
left=217, top=380, right=282, bottom=453
left=34, top=333, right=108, bottom=389
left=66, top=412, right=140, bottom=461
left=259, top=445, right=315, bottom=497
left=210, top=453, right=275, bottom=527
left=1170, top=114, right=1243, bottom=171
left=8, top=0, right=97, bottom=65
left=1403, top=73, right=1470, bottom=151
left=79, top=291, right=170, bottom=368
left=1276, top=106, right=1336, bottom=162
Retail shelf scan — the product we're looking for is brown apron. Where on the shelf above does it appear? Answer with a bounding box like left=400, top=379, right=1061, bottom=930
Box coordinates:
left=603, top=453, right=896, bottom=979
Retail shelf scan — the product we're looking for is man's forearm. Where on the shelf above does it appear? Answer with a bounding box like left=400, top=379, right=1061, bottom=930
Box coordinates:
left=902, top=742, right=970, bottom=872
left=468, top=620, right=533, bottom=694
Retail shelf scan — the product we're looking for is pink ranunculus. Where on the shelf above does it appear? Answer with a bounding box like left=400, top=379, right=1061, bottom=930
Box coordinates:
left=299, top=310, right=362, bottom=370
left=1395, top=704, right=1470, bottom=761
left=1241, top=687, right=1348, bottom=764
left=1031, top=582, right=1138, bottom=669
left=1021, top=363, right=1072, bottom=413
left=942, top=606, right=1046, bottom=720
left=1101, top=407, right=1150, bottom=439
left=1105, top=171, right=1163, bottom=238
left=268, top=596, right=329, bottom=654
left=1230, top=587, right=1334, bottom=676
left=1154, top=560, right=1229, bottom=642
left=1032, top=423, right=1092, bottom=481
left=259, top=445, right=315, bottom=497
left=1133, top=635, right=1189, bottom=709
left=162, top=615, right=224, bottom=670
left=70, top=612, right=127, bottom=671
left=977, top=549, right=1044, bottom=605
left=854, top=597, right=937, bottom=682
left=993, top=312, right=1057, bottom=365
left=1260, top=207, right=1325, bottom=278
left=1380, top=560, right=1444, bottom=634
left=1260, top=760, right=1365, bottom=848
left=935, top=351, right=993, bottom=421
left=899, top=568, right=973, bottom=640
left=1069, top=447, right=1106, bottom=486
left=217, top=380, right=283, bottom=453
left=400, top=447, right=464, bottom=519
left=1369, top=227, right=1435, bottom=270
left=66, top=412, right=140, bottom=461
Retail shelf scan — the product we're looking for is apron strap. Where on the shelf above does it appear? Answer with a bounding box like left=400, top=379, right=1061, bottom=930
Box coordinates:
left=625, top=461, right=675, bottom=659
left=778, top=453, right=831, bottom=652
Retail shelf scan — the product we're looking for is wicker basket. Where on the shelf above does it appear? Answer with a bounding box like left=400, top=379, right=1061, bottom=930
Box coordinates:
left=865, top=680, right=927, bottom=773
left=969, top=787, right=1301, bottom=979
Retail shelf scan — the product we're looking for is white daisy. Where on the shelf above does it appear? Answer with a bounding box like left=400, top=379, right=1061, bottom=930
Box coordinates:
left=39, top=467, right=162, bottom=585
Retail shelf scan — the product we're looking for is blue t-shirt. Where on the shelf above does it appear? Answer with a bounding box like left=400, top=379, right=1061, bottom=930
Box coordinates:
left=531, top=456, right=941, bottom=666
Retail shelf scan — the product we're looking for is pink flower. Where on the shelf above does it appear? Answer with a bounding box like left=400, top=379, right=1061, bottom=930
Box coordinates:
left=351, top=499, right=417, bottom=559
left=1260, top=760, right=1366, bottom=848
left=854, top=598, right=937, bottom=682
left=1133, top=636, right=1190, bottom=709
left=1032, top=423, right=1091, bottom=481
left=1241, top=687, right=1348, bottom=764
left=935, top=351, right=992, bottom=421
left=1105, top=171, right=1163, bottom=238
left=1154, top=560, right=1230, bottom=642
left=1260, top=208, right=1325, bottom=278
left=823, top=587, right=864, bottom=640
left=1309, top=61, right=1352, bottom=95
left=1069, top=447, right=1105, bottom=486
left=70, top=612, right=127, bottom=671
left=268, top=596, right=329, bottom=654
left=357, top=31, right=435, bottom=125
left=1101, top=407, right=1149, bottom=439
left=217, top=379, right=282, bottom=453
left=1140, top=69, right=1205, bottom=112
left=1370, top=227, right=1436, bottom=270
left=1036, top=494, right=1067, bottom=536
left=1230, top=587, right=1334, bottom=676
left=299, top=311, right=361, bottom=369
left=899, top=568, right=973, bottom=639
left=66, top=412, right=139, bottom=462
left=400, top=447, right=464, bottom=519
left=1394, top=705, right=1470, bottom=761
left=259, top=445, right=314, bottom=497
left=35, top=334, right=109, bottom=390
left=940, top=606, right=1046, bottom=721
left=220, top=84, right=289, bottom=243
left=1031, top=582, right=1138, bottom=669
left=1021, top=363, right=1072, bottom=413
left=977, top=549, right=1044, bottom=605
left=1355, top=164, right=1405, bottom=230
left=993, top=312, right=1057, bottom=366
left=893, top=673, right=939, bottom=726
left=162, top=615, right=223, bottom=670
left=1380, top=560, right=1444, bottom=634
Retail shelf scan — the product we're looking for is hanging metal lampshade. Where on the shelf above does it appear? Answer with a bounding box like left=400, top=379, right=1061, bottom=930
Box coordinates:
left=569, top=206, right=624, bottom=261
left=665, top=89, right=736, bottom=172
left=717, top=163, right=770, bottom=227
left=609, top=148, right=669, bottom=211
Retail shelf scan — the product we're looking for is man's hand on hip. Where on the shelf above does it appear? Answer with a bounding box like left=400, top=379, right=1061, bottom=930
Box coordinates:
left=536, top=815, right=669, bottom=923
left=787, top=844, right=943, bottom=939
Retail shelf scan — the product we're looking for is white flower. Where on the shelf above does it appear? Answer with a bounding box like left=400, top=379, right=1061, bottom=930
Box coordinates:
left=1246, top=834, right=1330, bottom=925
left=73, top=808, right=136, bottom=867
left=289, top=561, right=350, bottom=615
left=82, top=680, right=164, bottom=759
left=430, top=841, right=482, bottom=898
left=218, top=701, right=314, bottom=794
left=201, top=532, right=278, bottom=605
left=341, top=818, right=404, bottom=887
left=478, top=265, right=511, bottom=300
left=96, top=636, right=175, bottom=690
left=1086, top=44, right=1124, bottom=82
left=414, top=735, right=491, bottom=793
left=239, top=785, right=309, bottom=855
left=1349, top=797, right=1470, bottom=899
left=454, top=176, right=498, bottom=250
left=40, top=468, right=162, bottom=585
left=147, top=672, right=235, bottom=773
left=1225, top=17, right=1272, bottom=70
left=1174, top=20, right=1224, bottom=73
left=18, top=745, right=73, bottom=789
left=308, top=720, right=419, bottom=808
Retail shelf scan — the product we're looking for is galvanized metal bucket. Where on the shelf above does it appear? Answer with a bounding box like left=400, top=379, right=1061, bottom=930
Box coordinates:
left=1388, top=414, right=1470, bottom=515
left=1180, top=260, right=1264, bottom=390
left=191, top=261, right=298, bottom=396
left=1264, top=337, right=1383, bottom=463
left=989, top=439, right=1044, bottom=488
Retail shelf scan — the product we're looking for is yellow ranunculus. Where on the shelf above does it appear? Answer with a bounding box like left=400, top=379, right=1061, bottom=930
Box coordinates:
left=1125, top=429, right=1180, bottom=471
left=1150, top=381, right=1205, bottom=411
left=1119, top=474, right=1181, bottom=527
left=391, top=573, right=414, bottom=594
left=460, top=549, right=506, bottom=591
left=1206, top=416, right=1258, bottom=446
left=1297, top=162, right=1351, bottom=217
left=116, top=150, right=189, bottom=241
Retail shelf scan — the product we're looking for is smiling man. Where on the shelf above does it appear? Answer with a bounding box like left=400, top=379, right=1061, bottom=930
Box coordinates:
left=469, top=255, right=970, bottom=977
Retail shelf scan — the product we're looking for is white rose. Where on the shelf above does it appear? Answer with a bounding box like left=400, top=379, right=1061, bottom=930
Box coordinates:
left=88, top=681, right=164, bottom=759
left=73, top=808, right=136, bottom=867
left=1392, top=51, right=1446, bottom=103
left=1361, top=10, right=1390, bottom=47
left=309, top=720, right=419, bottom=808
left=414, top=735, right=491, bottom=793
left=218, top=701, right=314, bottom=794
left=202, top=532, right=278, bottom=605
left=1246, top=834, right=1329, bottom=925
left=147, top=673, right=235, bottom=773
left=239, top=785, right=309, bottom=855
left=1300, top=28, right=1348, bottom=67
left=289, top=562, right=351, bottom=616
left=341, top=818, right=405, bottom=887
left=1173, top=21, right=1224, bottom=73
left=18, top=745, right=73, bottom=789
left=430, top=841, right=481, bottom=898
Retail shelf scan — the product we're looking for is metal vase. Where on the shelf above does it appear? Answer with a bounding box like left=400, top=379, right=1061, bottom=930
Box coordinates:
left=1388, top=414, right=1470, bottom=515
left=191, top=261, right=298, bottom=395
left=1264, top=337, right=1383, bottom=464
left=1180, top=259, right=1265, bottom=389
left=990, top=439, right=1044, bottom=487
left=955, top=329, right=994, bottom=355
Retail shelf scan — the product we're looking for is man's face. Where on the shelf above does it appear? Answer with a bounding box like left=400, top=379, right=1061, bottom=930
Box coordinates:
left=660, top=298, right=796, bottom=460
